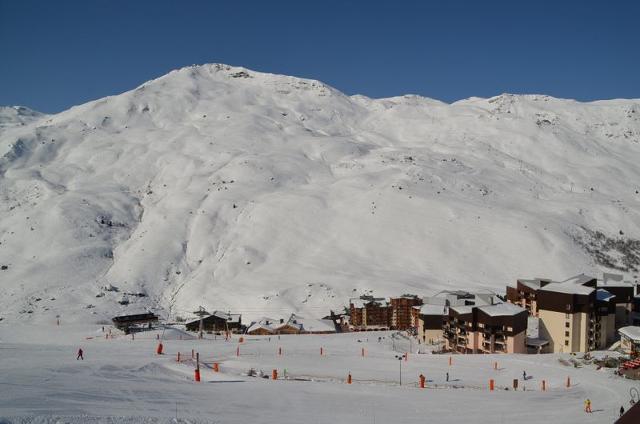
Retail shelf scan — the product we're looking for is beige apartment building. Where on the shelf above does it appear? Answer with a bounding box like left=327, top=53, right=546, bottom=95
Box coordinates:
left=415, top=304, right=447, bottom=344
left=536, top=276, right=616, bottom=353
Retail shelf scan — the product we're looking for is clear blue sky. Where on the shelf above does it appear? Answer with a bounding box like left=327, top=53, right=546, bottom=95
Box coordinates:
left=1, top=0, right=639, bottom=113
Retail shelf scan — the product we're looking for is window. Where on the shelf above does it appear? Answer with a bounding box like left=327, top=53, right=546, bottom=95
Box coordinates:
left=565, top=340, right=569, bottom=346
left=565, top=304, right=571, bottom=311
left=565, top=331, right=570, bottom=337
left=565, top=322, right=570, bottom=328
left=507, top=326, right=513, bottom=332
left=565, top=313, right=570, bottom=319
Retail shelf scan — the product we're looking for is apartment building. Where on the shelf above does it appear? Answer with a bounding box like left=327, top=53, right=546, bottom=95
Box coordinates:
left=415, top=304, right=447, bottom=344
left=443, top=302, right=528, bottom=354
left=598, top=273, right=636, bottom=327
left=349, top=296, right=392, bottom=330
left=506, top=278, right=552, bottom=316
left=536, top=276, right=616, bottom=353
left=390, top=295, right=423, bottom=330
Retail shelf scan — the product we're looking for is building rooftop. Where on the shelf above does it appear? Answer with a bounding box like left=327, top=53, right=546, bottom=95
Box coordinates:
left=517, top=279, right=550, bottom=290
left=419, top=304, right=448, bottom=315
left=561, top=273, right=596, bottom=286
left=478, top=302, right=526, bottom=317
left=618, top=326, right=640, bottom=341
left=287, top=314, right=336, bottom=333
left=540, top=282, right=595, bottom=295
left=596, top=289, right=616, bottom=302
left=450, top=305, right=474, bottom=315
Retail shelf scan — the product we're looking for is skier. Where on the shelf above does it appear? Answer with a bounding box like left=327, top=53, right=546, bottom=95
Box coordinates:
left=446, top=372, right=449, bottom=382
left=76, top=348, right=84, bottom=360
left=584, top=399, right=592, bottom=413
left=620, top=405, right=625, bottom=417
left=522, top=370, right=527, bottom=380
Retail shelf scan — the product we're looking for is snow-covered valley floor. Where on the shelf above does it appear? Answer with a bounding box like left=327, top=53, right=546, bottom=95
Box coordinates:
left=1, top=324, right=637, bottom=423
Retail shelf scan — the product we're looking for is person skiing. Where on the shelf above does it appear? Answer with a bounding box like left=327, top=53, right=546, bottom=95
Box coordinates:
left=446, top=372, right=449, bottom=382
left=620, top=405, right=625, bottom=417
left=76, top=348, right=84, bottom=360
left=522, top=370, right=527, bottom=380
left=584, top=399, right=592, bottom=413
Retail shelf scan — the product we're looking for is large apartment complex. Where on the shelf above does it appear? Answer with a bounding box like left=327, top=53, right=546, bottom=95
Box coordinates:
left=349, top=295, right=423, bottom=330
left=507, top=273, right=637, bottom=353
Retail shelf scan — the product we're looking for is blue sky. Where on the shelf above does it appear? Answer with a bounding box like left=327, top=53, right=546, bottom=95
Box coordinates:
left=1, top=0, right=639, bottom=113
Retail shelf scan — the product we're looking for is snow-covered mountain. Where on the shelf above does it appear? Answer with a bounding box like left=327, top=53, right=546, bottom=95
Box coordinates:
left=1, top=63, right=639, bottom=324
left=0, top=106, right=46, bottom=129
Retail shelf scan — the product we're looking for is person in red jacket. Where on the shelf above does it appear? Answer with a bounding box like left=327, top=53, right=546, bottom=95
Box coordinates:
left=77, top=348, right=84, bottom=360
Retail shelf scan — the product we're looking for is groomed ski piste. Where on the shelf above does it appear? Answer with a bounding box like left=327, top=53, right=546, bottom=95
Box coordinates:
left=1, top=323, right=637, bottom=423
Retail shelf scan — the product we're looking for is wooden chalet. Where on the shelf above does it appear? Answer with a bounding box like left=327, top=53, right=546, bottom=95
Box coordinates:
left=185, top=311, right=242, bottom=333
left=112, top=312, right=159, bottom=333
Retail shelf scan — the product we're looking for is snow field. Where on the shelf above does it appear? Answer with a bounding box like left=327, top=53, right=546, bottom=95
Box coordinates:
left=1, top=324, right=636, bottom=423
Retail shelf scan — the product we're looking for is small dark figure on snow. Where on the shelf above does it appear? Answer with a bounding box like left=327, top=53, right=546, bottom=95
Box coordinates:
left=77, top=348, right=84, bottom=360
left=446, top=372, right=449, bottom=382
left=522, top=371, right=527, bottom=380
left=620, top=405, right=625, bottom=417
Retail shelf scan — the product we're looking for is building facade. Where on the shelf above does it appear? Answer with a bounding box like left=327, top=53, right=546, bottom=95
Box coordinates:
left=390, top=295, right=423, bottom=330
left=443, top=302, right=527, bottom=354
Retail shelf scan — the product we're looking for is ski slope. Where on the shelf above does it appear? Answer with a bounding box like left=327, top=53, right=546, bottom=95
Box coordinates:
left=1, top=64, right=640, bottom=324
left=0, top=324, right=636, bottom=423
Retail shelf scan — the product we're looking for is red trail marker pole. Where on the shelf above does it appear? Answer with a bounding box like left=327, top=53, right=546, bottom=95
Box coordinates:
left=195, top=352, right=201, bottom=382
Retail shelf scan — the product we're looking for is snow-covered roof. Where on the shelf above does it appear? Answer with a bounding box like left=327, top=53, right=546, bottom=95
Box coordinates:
left=287, top=314, right=336, bottom=333
left=473, top=294, right=503, bottom=307
left=211, top=311, right=242, bottom=323
left=419, top=304, right=448, bottom=316
left=424, top=297, right=447, bottom=306
left=518, top=279, right=545, bottom=290
left=619, top=326, right=640, bottom=341
left=246, top=323, right=275, bottom=334
left=450, top=305, right=473, bottom=315
left=478, top=302, right=526, bottom=317
left=350, top=299, right=366, bottom=308
left=598, top=279, right=634, bottom=288
left=540, top=282, right=595, bottom=295
left=561, top=273, right=596, bottom=286
left=596, top=289, right=616, bottom=302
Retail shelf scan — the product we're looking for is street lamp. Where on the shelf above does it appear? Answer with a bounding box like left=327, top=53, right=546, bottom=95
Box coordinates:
left=395, top=354, right=403, bottom=386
